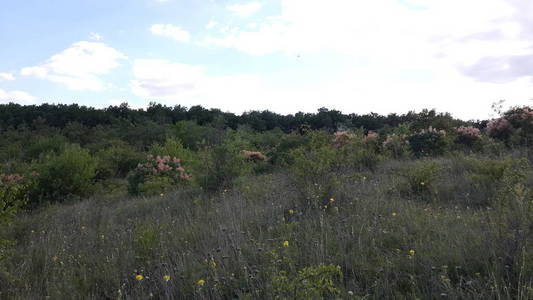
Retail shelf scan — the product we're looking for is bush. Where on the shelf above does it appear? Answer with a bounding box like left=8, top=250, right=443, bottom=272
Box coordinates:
left=382, top=133, right=411, bottom=159
left=31, top=145, right=97, bottom=204
left=290, top=131, right=340, bottom=209
left=172, top=121, right=220, bottom=150
left=24, top=134, right=67, bottom=161
left=0, top=173, right=32, bottom=263
left=397, top=160, right=442, bottom=200
left=95, top=141, right=144, bottom=180
left=127, top=155, right=190, bottom=195
left=192, top=140, right=251, bottom=192
left=453, top=126, right=482, bottom=151
left=407, top=127, right=451, bottom=157
left=149, top=138, right=195, bottom=169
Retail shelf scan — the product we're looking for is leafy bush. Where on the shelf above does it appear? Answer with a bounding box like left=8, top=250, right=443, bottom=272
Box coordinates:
left=290, top=130, right=347, bottom=209
left=31, top=144, right=97, bottom=204
left=192, top=140, right=251, bottom=192
left=0, top=173, right=33, bottom=262
left=397, top=161, right=442, bottom=199
left=24, top=134, right=67, bottom=161
left=172, top=121, right=220, bottom=150
left=95, top=141, right=144, bottom=180
left=339, top=132, right=383, bottom=171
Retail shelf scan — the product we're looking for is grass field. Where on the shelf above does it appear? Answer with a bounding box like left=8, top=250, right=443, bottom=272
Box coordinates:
left=2, top=152, right=532, bottom=299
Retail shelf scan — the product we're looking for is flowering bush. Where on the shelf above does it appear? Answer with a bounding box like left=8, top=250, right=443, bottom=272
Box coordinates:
left=128, top=155, right=190, bottom=195
left=407, top=126, right=450, bottom=157
left=486, top=118, right=513, bottom=142
left=454, top=126, right=482, bottom=148
left=382, top=133, right=411, bottom=159
left=332, top=131, right=356, bottom=148
left=503, top=106, right=533, bottom=145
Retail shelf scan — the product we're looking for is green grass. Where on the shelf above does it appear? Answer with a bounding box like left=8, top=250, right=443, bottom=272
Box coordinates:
left=1, top=155, right=533, bottom=299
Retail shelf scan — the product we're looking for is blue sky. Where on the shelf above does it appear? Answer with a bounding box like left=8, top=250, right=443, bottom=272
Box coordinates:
left=1, top=0, right=533, bottom=120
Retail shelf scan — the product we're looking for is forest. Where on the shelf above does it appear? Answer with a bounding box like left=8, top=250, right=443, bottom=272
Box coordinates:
left=0, top=102, right=532, bottom=299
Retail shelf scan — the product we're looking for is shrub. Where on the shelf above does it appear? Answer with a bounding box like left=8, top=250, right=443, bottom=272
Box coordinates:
left=127, top=155, right=190, bottom=195
left=486, top=118, right=513, bottom=143
left=270, top=132, right=308, bottom=166
left=407, top=127, right=451, bottom=157
left=31, top=145, right=97, bottom=204
left=454, top=126, right=482, bottom=150
left=192, top=140, right=251, bottom=192
left=382, top=133, right=411, bottom=159
left=172, top=121, right=220, bottom=150
left=149, top=138, right=194, bottom=168
left=24, top=134, right=67, bottom=161
left=503, top=106, right=533, bottom=146
left=397, top=161, right=442, bottom=200
left=0, top=172, right=36, bottom=262
left=290, top=131, right=340, bottom=209
left=95, top=141, right=144, bottom=180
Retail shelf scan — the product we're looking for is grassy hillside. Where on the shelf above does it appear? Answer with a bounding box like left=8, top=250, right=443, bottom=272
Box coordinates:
left=1, top=104, right=533, bottom=299
left=2, top=152, right=533, bottom=299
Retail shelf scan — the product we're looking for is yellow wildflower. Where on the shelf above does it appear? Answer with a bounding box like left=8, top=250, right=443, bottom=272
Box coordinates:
left=80, top=226, right=86, bottom=231
left=420, top=182, right=425, bottom=185
left=197, top=279, right=206, bottom=286
left=282, top=240, right=289, bottom=247
left=391, top=212, right=397, bottom=217
left=136, top=274, right=144, bottom=281
left=160, top=193, right=164, bottom=197
left=329, top=197, right=335, bottom=202
left=288, top=209, right=294, bottom=214
left=409, top=249, right=416, bottom=255
left=163, top=275, right=171, bottom=282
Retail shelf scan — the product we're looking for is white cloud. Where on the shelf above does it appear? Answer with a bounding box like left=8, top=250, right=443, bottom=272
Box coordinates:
left=89, top=32, right=103, bottom=41
left=205, top=20, right=218, bottom=29
left=131, top=59, right=276, bottom=111
left=226, top=2, right=262, bottom=17
left=0, top=89, right=35, bottom=103
left=21, top=41, right=126, bottom=91
left=0, top=73, right=15, bottom=81
left=150, top=24, right=191, bottom=42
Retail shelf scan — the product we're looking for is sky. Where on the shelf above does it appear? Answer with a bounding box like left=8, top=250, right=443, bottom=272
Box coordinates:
left=1, top=0, right=533, bottom=120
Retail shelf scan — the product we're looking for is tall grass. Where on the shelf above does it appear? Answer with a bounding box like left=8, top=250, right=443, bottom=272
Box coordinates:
left=1, top=154, right=532, bottom=299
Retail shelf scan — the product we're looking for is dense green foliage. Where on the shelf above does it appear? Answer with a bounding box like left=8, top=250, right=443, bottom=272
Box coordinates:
left=0, top=103, right=533, bottom=299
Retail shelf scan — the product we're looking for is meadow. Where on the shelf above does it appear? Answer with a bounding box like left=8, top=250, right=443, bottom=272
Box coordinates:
left=0, top=103, right=532, bottom=299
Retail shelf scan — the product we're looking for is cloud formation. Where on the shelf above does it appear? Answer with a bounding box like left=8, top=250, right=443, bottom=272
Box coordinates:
left=0, top=89, right=35, bottom=103
left=226, top=2, right=262, bottom=17
left=150, top=24, right=191, bottom=42
left=0, top=73, right=15, bottom=81
left=204, top=0, right=533, bottom=83
left=21, top=41, right=126, bottom=91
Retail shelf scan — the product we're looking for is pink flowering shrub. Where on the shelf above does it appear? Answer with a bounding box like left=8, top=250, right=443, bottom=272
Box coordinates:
left=502, top=106, right=533, bottom=145
left=486, top=118, right=512, bottom=141
left=127, top=154, right=190, bottom=195
left=363, top=131, right=379, bottom=141
left=382, top=134, right=411, bottom=159
left=332, top=131, right=356, bottom=148
left=454, top=126, right=482, bottom=148
left=407, top=126, right=450, bottom=157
